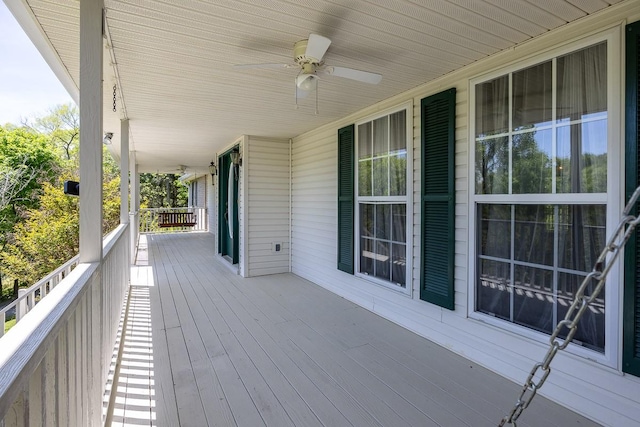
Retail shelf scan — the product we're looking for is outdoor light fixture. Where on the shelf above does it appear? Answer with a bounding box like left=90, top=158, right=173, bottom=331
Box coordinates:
left=208, top=161, right=217, bottom=185
left=103, top=132, right=113, bottom=145
left=230, top=148, right=242, bottom=167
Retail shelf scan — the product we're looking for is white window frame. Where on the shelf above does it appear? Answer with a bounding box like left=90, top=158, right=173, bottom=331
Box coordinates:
left=355, top=102, right=414, bottom=295
left=467, top=28, right=622, bottom=368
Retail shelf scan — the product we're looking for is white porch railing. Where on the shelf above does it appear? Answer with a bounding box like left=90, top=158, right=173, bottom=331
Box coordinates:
left=0, top=223, right=130, bottom=426
left=0, top=256, right=80, bottom=337
left=139, top=207, right=207, bottom=233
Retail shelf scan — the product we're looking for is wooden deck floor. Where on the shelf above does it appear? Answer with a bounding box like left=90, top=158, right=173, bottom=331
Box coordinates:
left=111, top=232, right=600, bottom=427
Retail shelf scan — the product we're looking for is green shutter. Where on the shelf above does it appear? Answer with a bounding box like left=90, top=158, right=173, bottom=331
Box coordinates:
left=420, top=89, right=456, bottom=310
left=338, top=124, right=355, bottom=274
left=624, top=21, right=640, bottom=377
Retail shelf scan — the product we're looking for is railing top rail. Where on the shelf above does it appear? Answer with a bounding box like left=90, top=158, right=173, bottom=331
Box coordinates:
left=139, top=207, right=205, bottom=212
left=103, top=223, right=129, bottom=255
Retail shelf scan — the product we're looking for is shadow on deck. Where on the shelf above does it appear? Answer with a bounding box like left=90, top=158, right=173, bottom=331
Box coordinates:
left=111, top=232, right=600, bottom=427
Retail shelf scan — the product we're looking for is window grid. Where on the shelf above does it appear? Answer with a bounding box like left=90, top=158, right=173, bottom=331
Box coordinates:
left=473, top=42, right=609, bottom=353
left=356, top=109, right=408, bottom=290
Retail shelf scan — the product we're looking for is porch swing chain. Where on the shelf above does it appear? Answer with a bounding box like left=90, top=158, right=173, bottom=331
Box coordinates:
left=499, top=185, right=640, bottom=427
left=113, top=84, right=117, bottom=113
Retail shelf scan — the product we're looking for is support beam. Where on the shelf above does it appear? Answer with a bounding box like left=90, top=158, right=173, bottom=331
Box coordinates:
left=79, top=0, right=104, bottom=263
left=120, top=120, right=130, bottom=224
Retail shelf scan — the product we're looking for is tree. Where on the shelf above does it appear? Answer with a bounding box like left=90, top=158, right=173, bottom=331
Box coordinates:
left=2, top=150, right=122, bottom=287
left=2, top=181, right=79, bottom=286
left=0, top=127, right=58, bottom=238
left=139, top=173, right=187, bottom=208
left=22, top=104, right=79, bottom=160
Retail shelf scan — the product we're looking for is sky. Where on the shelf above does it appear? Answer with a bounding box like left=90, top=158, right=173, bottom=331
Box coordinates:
left=0, top=1, right=74, bottom=126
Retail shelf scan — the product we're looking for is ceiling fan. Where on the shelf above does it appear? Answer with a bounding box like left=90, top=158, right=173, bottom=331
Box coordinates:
left=234, top=34, right=382, bottom=109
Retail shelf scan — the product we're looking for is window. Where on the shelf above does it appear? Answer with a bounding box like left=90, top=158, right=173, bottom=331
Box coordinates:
left=356, top=108, right=411, bottom=291
left=472, top=41, right=614, bottom=354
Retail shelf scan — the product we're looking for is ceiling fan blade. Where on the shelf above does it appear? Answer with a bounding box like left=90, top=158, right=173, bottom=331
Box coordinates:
left=305, top=34, right=331, bottom=61
left=233, top=63, right=292, bottom=69
left=325, top=66, right=382, bottom=84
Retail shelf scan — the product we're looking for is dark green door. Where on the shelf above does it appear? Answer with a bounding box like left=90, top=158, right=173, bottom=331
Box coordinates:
left=218, top=148, right=239, bottom=264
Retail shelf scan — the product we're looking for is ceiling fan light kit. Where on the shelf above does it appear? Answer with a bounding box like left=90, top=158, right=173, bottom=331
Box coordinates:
left=234, top=33, right=382, bottom=112
left=296, top=73, right=317, bottom=91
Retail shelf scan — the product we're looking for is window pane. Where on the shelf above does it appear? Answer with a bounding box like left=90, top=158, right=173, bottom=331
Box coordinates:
left=373, top=157, right=389, bottom=196
left=392, top=243, right=406, bottom=287
left=390, top=110, right=406, bottom=152
left=477, top=259, right=511, bottom=321
left=360, top=237, right=374, bottom=276
left=390, top=153, right=407, bottom=196
left=556, top=120, right=607, bottom=194
left=392, top=204, right=406, bottom=243
left=557, top=273, right=605, bottom=352
left=475, top=137, right=508, bottom=194
left=513, top=265, right=553, bottom=334
left=358, top=122, right=372, bottom=159
left=358, top=159, right=372, bottom=196
left=375, top=241, right=391, bottom=281
left=476, top=75, right=509, bottom=137
left=373, top=116, right=388, bottom=156
left=512, top=61, right=552, bottom=130
left=557, top=42, right=607, bottom=122
left=512, top=130, right=552, bottom=194
left=514, top=205, right=554, bottom=266
left=557, top=205, right=606, bottom=272
left=375, top=204, right=391, bottom=240
left=479, top=204, right=511, bottom=259
left=360, top=203, right=373, bottom=238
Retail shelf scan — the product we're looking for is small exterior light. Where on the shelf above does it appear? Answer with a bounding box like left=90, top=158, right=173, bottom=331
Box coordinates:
left=230, top=148, right=242, bottom=167
left=208, top=161, right=217, bottom=185
left=103, top=132, right=113, bottom=145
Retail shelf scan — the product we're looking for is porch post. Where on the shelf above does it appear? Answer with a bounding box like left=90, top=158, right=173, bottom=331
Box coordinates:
left=79, top=0, right=103, bottom=264
left=129, top=153, right=139, bottom=262
left=120, top=120, right=130, bottom=224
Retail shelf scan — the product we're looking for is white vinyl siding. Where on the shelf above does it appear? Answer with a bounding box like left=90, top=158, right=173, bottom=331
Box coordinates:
left=291, top=11, right=639, bottom=427
left=245, top=136, right=290, bottom=277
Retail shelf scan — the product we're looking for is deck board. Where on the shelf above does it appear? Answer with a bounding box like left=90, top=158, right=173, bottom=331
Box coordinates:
left=115, top=232, right=601, bottom=427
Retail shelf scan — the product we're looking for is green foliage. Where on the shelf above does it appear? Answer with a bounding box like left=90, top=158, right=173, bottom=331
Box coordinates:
left=2, top=181, right=79, bottom=286
left=4, top=317, right=16, bottom=334
left=0, top=126, right=59, bottom=236
left=2, top=171, right=121, bottom=287
left=22, top=104, right=80, bottom=161
left=140, top=173, right=187, bottom=208
left=1, top=103, right=122, bottom=288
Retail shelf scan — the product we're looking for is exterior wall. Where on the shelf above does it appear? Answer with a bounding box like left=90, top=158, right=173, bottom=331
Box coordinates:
left=207, top=173, right=216, bottom=238
left=245, top=136, right=290, bottom=277
left=291, top=4, right=640, bottom=426
left=187, top=175, right=207, bottom=207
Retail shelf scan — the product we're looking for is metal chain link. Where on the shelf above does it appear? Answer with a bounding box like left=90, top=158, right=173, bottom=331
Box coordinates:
left=499, top=185, right=640, bottom=427
left=112, top=84, right=117, bottom=113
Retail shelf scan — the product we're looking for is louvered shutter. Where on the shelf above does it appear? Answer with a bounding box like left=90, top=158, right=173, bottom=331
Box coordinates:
left=624, top=21, right=640, bottom=377
left=338, top=125, right=355, bottom=274
left=420, top=89, right=456, bottom=310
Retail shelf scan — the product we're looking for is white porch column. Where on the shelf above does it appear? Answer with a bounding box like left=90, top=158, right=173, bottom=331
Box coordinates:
left=79, top=0, right=104, bottom=264
left=120, top=120, right=130, bottom=224
left=129, top=154, right=139, bottom=262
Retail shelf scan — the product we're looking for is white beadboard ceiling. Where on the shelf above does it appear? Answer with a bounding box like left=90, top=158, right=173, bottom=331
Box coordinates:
left=22, top=0, right=623, bottom=173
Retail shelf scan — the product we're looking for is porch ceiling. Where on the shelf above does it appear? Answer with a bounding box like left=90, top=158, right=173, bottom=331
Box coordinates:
left=21, top=0, right=623, bottom=173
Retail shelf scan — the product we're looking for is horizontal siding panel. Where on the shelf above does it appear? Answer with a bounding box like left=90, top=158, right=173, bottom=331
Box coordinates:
left=246, top=136, right=290, bottom=277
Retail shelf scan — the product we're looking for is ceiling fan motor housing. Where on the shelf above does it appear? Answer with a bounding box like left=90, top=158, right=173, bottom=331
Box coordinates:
left=293, top=39, right=321, bottom=66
